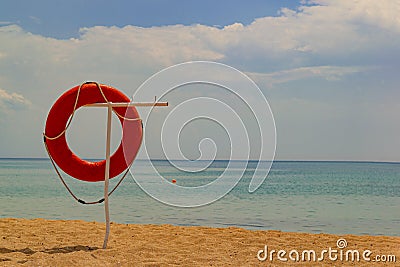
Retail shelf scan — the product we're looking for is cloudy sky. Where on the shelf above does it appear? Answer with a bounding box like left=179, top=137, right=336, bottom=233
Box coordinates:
left=0, top=0, right=399, bottom=162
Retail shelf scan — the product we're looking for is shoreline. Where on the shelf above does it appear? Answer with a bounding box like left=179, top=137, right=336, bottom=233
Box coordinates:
left=1, top=157, right=400, bottom=165
left=1, top=218, right=398, bottom=266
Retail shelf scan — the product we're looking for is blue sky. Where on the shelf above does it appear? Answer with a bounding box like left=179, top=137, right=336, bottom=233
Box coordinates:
left=1, top=0, right=298, bottom=38
left=1, top=0, right=399, bottom=162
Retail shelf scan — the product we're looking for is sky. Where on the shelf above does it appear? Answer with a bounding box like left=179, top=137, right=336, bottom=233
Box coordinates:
left=0, top=0, right=399, bottom=162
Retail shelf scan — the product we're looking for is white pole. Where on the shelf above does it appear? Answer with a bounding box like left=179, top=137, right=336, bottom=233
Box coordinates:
left=83, top=100, right=167, bottom=249
left=102, top=104, right=112, bottom=249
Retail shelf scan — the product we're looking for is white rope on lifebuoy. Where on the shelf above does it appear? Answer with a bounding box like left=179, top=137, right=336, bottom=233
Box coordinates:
left=43, top=81, right=141, bottom=142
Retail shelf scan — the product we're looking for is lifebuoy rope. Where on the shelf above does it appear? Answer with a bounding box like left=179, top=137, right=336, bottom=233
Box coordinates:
left=43, top=138, right=134, bottom=204
left=43, top=81, right=141, bottom=141
left=43, top=81, right=142, bottom=204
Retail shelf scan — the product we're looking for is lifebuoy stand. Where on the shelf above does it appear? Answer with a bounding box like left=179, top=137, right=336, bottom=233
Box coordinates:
left=87, top=101, right=167, bottom=249
left=44, top=82, right=168, bottom=249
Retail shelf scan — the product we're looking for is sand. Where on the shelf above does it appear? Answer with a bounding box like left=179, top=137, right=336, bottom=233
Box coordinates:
left=0, top=218, right=398, bottom=266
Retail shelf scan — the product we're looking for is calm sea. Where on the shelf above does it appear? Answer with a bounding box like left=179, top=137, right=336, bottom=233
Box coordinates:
left=0, top=159, right=399, bottom=236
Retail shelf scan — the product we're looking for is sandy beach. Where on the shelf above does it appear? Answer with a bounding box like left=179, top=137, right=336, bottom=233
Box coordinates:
left=0, top=218, right=398, bottom=266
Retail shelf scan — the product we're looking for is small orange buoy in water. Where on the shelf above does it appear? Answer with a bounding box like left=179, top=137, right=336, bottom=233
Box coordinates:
left=172, top=179, right=177, bottom=184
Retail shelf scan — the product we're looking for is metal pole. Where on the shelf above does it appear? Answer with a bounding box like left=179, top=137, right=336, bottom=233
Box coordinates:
left=102, top=104, right=112, bottom=249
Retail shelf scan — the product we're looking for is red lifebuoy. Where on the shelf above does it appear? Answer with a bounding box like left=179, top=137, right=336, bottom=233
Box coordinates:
left=44, top=83, right=142, bottom=182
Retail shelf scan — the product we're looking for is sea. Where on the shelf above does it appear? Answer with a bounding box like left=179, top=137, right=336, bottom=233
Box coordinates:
left=0, top=159, right=399, bottom=236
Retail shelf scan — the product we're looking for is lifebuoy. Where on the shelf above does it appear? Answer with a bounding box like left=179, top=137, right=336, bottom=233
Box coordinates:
left=44, top=83, right=142, bottom=182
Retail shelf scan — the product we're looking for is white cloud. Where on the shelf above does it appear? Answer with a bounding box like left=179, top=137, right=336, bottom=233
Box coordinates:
left=248, top=65, right=376, bottom=87
left=0, top=0, right=398, bottom=85
left=0, top=89, right=31, bottom=111
left=304, top=0, right=400, bottom=32
left=29, top=16, right=41, bottom=25
left=77, top=24, right=225, bottom=67
left=233, top=0, right=400, bottom=70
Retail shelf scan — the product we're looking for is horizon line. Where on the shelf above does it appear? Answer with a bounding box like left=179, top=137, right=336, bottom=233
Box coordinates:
left=0, top=157, right=399, bottom=164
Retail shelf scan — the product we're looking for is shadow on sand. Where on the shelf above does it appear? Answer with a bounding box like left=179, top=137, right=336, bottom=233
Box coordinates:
left=0, top=245, right=99, bottom=255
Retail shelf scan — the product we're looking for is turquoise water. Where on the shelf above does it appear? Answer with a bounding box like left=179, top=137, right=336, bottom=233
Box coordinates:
left=0, top=159, right=399, bottom=236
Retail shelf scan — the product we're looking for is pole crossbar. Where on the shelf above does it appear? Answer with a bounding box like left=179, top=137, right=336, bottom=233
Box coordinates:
left=85, top=102, right=168, bottom=107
